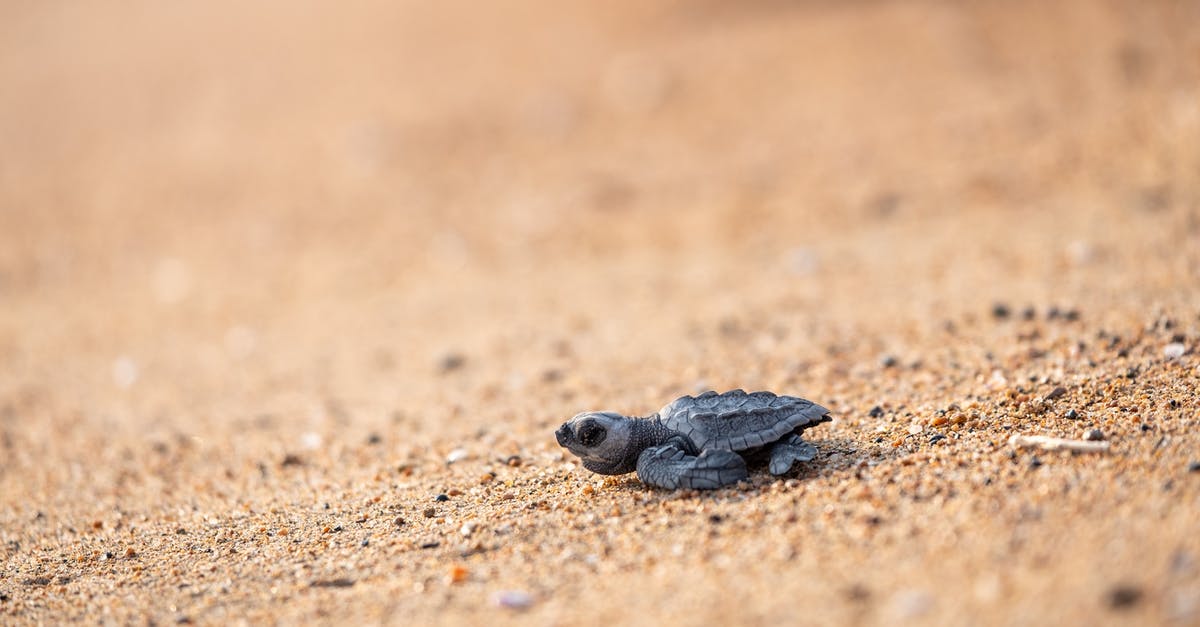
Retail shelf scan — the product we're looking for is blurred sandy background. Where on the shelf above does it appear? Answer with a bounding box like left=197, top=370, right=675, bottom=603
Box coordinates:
left=2, top=1, right=1199, bottom=625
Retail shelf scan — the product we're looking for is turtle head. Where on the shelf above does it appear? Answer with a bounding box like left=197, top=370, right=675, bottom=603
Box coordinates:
left=555, top=411, right=638, bottom=475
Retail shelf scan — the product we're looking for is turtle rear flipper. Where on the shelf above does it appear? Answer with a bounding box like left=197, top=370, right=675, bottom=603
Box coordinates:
left=768, top=433, right=818, bottom=475
left=637, top=440, right=747, bottom=490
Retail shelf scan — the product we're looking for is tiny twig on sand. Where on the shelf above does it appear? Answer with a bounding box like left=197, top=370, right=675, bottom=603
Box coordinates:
left=1008, top=434, right=1110, bottom=453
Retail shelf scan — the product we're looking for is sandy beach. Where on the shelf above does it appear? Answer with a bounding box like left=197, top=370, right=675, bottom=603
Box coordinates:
left=2, top=1, right=1199, bottom=624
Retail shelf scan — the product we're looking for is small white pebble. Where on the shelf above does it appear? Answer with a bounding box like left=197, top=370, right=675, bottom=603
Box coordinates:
left=494, top=590, right=534, bottom=610
left=300, top=432, right=323, bottom=450
left=111, top=356, right=139, bottom=389
left=460, top=522, right=477, bottom=537
left=1164, top=342, right=1186, bottom=360
left=889, top=589, right=934, bottom=619
left=446, top=448, right=469, bottom=464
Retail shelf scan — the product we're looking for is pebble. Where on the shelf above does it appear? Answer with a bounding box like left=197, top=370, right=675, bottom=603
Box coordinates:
left=869, top=406, right=884, bottom=418
left=1107, top=584, right=1143, bottom=609
left=928, top=434, right=946, bottom=444
left=888, top=589, right=933, bottom=619
left=1065, top=409, right=1080, bottom=420
left=1083, top=429, right=1105, bottom=442
left=435, top=494, right=450, bottom=502
left=1046, top=386, right=1067, bottom=400
left=438, top=353, right=466, bottom=372
left=1187, top=461, right=1200, bottom=473
left=423, top=508, right=437, bottom=518
left=991, top=303, right=1011, bottom=319
left=494, top=590, right=535, bottom=610
left=311, top=578, right=355, bottom=588
left=880, top=354, right=899, bottom=368
left=446, top=449, right=469, bottom=464
left=448, top=565, right=469, bottom=584
left=1164, top=343, right=1186, bottom=359
left=460, top=522, right=477, bottom=537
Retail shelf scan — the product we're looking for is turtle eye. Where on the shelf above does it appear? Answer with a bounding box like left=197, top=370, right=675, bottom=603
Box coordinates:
left=577, top=421, right=606, bottom=447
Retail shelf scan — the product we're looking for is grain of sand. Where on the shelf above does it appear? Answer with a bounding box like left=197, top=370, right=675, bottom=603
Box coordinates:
left=2, top=1, right=1199, bottom=625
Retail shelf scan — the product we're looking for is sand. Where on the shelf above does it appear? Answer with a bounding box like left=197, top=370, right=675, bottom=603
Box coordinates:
left=2, top=1, right=1199, bottom=625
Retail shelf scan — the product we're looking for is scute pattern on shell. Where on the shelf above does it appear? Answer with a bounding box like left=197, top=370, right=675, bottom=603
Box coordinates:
left=659, top=389, right=830, bottom=451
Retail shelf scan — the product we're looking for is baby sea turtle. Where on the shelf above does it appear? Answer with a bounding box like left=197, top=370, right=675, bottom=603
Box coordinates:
left=555, top=389, right=831, bottom=490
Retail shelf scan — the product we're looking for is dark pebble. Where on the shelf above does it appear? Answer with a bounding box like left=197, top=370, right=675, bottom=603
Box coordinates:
left=360, top=539, right=369, bottom=547
left=438, top=353, right=466, bottom=372
left=992, top=303, right=1011, bottom=319
left=394, top=516, right=407, bottom=527
left=1046, top=386, right=1067, bottom=400
left=176, top=616, right=192, bottom=624
left=1083, top=429, right=1105, bottom=442
left=928, top=434, right=946, bottom=444
left=23, top=577, right=51, bottom=587
left=311, top=578, right=355, bottom=588
left=420, top=541, right=440, bottom=549
left=1187, top=461, right=1200, bottom=473
left=708, top=514, right=724, bottom=524
left=435, top=493, right=450, bottom=502
left=1065, top=409, right=1079, bottom=420
left=844, top=584, right=871, bottom=602
left=423, top=508, right=437, bottom=518
left=868, top=406, right=885, bottom=418
left=879, top=355, right=898, bottom=368
left=175, top=528, right=187, bottom=535
left=1029, top=456, right=1043, bottom=469
left=333, top=525, right=343, bottom=532
left=1106, top=585, right=1142, bottom=609
left=280, top=454, right=304, bottom=467
left=1064, top=309, right=1080, bottom=321
left=0, top=592, right=9, bottom=602
left=1021, top=306, right=1036, bottom=320
left=366, top=433, right=382, bottom=445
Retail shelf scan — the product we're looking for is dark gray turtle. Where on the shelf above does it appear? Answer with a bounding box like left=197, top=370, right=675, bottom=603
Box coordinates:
left=555, top=389, right=831, bottom=490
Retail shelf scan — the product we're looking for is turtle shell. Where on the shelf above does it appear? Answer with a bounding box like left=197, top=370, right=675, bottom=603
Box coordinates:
left=657, top=389, right=830, bottom=452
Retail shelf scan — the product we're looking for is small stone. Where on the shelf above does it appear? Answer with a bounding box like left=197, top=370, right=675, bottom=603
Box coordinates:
left=880, top=354, right=899, bottom=368
left=366, top=433, right=382, bottom=445
left=460, top=522, right=477, bottom=537
left=504, top=455, right=523, bottom=467
left=1187, top=461, right=1200, bottom=473
left=928, top=434, right=946, bottom=444
left=419, top=541, right=440, bottom=549
left=1046, top=386, right=1067, bottom=400
left=1107, top=585, right=1143, bottom=609
left=438, top=353, right=466, bottom=372
left=423, top=508, right=437, bottom=518
left=869, top=406, right=884, bottom=418
left=1021, top=306, right=1037, bottom=320
left=1164, top=343, right=1186, bottom=359
left=360, top=539, right=369, bottom=547
left=1083, top=429, right=1105, bottom=441
left=494, top=590, right=534, bottom=610
left=1029, top=456, right=1043, bottom=469
left=311, top=578, right=355, bottom=588
left=394, top=516, right=407, bottom=527
left=446, top=449, right=469, bottom=464
left=434, top=494, right=450, bottom=502
left=1065, top=409, right=1080, bottom=420
left=448, top=565, right=469, bottom=584
left=992, top=303, right=1011, bottom=319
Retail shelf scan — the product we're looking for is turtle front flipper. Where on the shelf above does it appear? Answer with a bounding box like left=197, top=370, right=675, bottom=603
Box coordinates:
left=767, top=433, right=818, bottom=476
left=636, top=440, right=748, bottom=490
